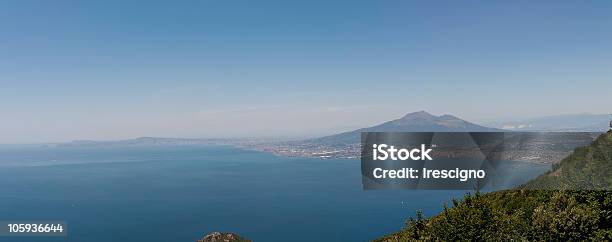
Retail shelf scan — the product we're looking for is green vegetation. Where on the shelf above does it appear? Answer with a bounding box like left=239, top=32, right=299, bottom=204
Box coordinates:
left=522, top=131, right=612, bottom=190
left=375, top=132, right=612, bottom=241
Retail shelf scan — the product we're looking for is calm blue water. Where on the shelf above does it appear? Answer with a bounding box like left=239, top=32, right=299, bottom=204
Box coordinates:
left=0, top=145, right=548, bottom=242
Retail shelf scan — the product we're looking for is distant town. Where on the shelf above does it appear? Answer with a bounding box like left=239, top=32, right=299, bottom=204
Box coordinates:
left=237, top=132, right=600, bottom=164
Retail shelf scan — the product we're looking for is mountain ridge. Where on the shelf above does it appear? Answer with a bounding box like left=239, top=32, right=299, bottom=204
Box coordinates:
left=310, top=111, right=503, bottom=145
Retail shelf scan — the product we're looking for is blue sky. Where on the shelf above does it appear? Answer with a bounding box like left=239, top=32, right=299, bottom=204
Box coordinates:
left=1, top=0, right=611, bottom=143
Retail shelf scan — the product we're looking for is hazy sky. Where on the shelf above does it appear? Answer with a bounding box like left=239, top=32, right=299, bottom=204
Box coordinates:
left=1, top=0, right=611, bottom=143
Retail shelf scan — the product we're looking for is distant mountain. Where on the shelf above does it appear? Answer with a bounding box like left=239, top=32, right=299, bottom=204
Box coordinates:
left=311, top=111, right=503, bottom=145
left=486, top=113, right=611, bottom=132
left=59, top=137, right=225, bottom=147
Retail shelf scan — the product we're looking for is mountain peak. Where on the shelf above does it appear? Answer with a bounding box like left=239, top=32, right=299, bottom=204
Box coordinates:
left=311, top=111, right=502, bottom=145
left=439, top=114, right=457, bottom=118
left=400, top=111, right=436, bottom=120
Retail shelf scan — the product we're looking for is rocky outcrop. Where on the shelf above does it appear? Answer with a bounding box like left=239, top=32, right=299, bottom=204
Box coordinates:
left=197, top=232, right=251, bottom=242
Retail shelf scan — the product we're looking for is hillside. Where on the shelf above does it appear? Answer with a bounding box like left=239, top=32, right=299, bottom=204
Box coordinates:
left=375, top=132, right=612, bottom=241
left=311, top=111, right=501, bottom=145
left=521, top=131, right=612, bottom=190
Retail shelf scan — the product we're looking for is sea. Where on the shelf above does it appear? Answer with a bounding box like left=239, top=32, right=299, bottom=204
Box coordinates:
left=0, top=145, right=549, bottom=242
